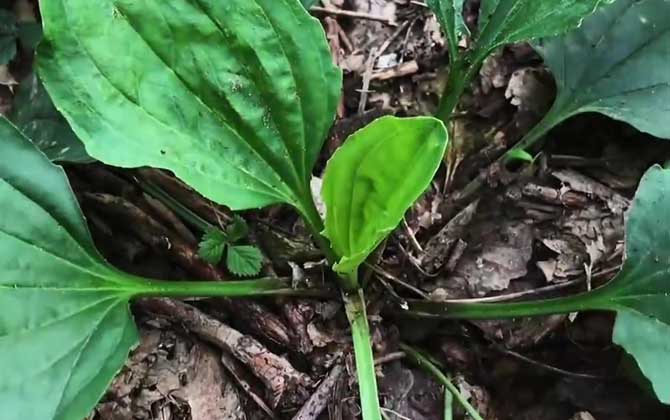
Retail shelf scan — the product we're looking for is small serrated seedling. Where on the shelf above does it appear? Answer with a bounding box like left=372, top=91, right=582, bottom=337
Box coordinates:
left=197, top=216, right=264, bottom=276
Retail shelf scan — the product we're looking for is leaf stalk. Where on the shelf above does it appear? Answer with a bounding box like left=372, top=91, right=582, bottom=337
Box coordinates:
left=345, top=289, right=383, bottom=420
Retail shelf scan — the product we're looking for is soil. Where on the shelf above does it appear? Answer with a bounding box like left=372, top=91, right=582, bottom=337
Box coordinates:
left=4, top=0, right=670, bottom=419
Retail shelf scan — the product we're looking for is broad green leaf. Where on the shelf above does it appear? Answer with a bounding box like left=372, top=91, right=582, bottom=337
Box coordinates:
left=9, top=73, right=93, bottom=163
left=0, top=9, right=17, bottom=64
left=226, top=245, right=264, bottom=277
left=425, top=0, right=468, bottom=54
left=0, top=118, right=327, bottom=418
left=472, top=0, right=608, bottom=62
left=322, top=116, right=448, bottom=275
left=38, top=0, right=341, bottom=211
left=198, top=227, right=228, bottom=264
left=0, top=117, right=141, bottom=420
left=595, top=165, right=670, bottom=403
left=533, top=0, right=670, bottom=139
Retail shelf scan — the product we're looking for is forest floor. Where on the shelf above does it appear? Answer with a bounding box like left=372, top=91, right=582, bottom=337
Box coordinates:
left=3, top=0, right=670, bottom=419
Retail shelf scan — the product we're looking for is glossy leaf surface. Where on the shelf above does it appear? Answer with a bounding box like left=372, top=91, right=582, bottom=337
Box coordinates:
left=322, top=116, right=448, bottom=275
left=534, top=0, right=670, bottom=139
left=0, top=118, right=140, bottom=420
left=38, top=0, right=341, bottom=211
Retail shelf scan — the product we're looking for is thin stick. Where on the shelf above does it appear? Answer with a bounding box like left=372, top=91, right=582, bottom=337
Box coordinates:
left=311, top=6, right=397, bottom=26
left=493, top=345, right=608, bottom=380
left=292, top=364, right=345, bottom=420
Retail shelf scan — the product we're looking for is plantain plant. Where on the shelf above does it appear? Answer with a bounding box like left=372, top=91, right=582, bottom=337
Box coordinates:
left=1, top=0, right=670, bottom=419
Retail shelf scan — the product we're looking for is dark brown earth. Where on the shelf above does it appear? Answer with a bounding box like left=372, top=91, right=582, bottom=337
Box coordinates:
left=3, top=0, right=670, bottom=419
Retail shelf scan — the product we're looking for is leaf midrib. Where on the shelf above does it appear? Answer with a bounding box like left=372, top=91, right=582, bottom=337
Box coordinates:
left=55, top=0, right=295, bottom=203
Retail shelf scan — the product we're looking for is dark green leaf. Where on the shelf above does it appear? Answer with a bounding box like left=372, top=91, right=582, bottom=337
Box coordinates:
left=9, top=73, right=93, bottom=163
left=38, top=0, right=341, bottom=212
left=322, top=116, right=448, bottom=275
left=301, top=0, right=320, bottom=8
left=17, top=21, right=43, bottom=51
left=462, top=0, right=609, bottom=65
left=534, top=0, right=670, bottom=139
left=198, top=227, right=228, bottom=264
left=0, top=117, right=141, bottom=420
left=0, top=9, right=17, bottom=64
left=227, top=214, right=250, bottom=243
left=226, top=245, right=263, bottom=276
left=593, top=165, right=670, bottom=403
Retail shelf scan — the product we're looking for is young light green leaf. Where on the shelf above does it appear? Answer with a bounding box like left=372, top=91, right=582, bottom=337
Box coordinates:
left=471, top=0, right=609, bottom=63
left=198, top=227, right=228, bottom=264
left=425, top=0, right=468, bottom=57
left=38, top=0, right=341, bottom=211
left=322, top=116, right=448, bottom=275
left=227, top=245, right=264, bottom=277
left=505, top=148, right=534, bottom=163
left=9, top=73, right=93, bottom=163
left=0, top=117, right=141, bottom=420
left=533, top=0, right=670, bottom=139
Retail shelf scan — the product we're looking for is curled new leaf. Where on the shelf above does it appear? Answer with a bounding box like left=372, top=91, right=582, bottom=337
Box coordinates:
left=533, top=0, right=670, bottom=139
left=322, top=116, right=448, bottom=277
left=38, top=0, right=341, bottom=211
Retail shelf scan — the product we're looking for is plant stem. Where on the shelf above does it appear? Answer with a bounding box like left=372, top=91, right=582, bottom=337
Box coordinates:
left=296, top=187, right=339, bottom=266
left=138, top=178, right=213, bottom=232
left=435, top=58, right=471, bottom=123
left=126, top=277, right=333, bottom=299
left=405, top=288, right=607, bottom=320
left=504, top=104, right=567, bottom=159
left=345, top=288, right=383, bottom=420
left=444, top=387, right=453, bottom=420
left=401, top=344, right=484, bottom=420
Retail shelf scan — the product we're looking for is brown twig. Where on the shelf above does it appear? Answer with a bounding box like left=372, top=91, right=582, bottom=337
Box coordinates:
left=291, top=364, right=345, bottom=420
left=310, top=6, right=397, bottom=26
left=141, top=298, right=313, bottom=409
left=83, top=192, right=293, bottom=349
left=219, top=351, right=279, bottom=419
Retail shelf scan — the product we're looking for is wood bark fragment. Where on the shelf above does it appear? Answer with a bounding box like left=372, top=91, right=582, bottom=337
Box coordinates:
left=141, top=298, right=313, bottom=410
